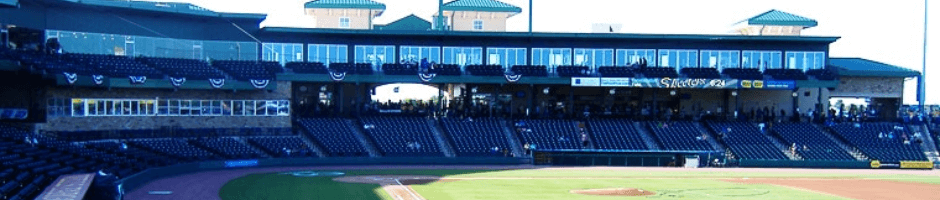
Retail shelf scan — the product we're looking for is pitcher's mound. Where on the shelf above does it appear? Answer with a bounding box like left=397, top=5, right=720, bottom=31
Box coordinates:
left=571, top=188, right=656, bottom=196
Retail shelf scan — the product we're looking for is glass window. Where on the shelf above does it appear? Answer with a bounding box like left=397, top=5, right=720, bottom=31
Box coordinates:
left=71, top=99, right=85, bottom=116
left=742, top=51, right=782, bottom=71
left=486, top=47, right=526, bottom=69
left=355, top=45, right=395, bottom=71
left=615, top=49, right=656, bottom=66
left=657, top=49, right=698, bottom=69
left=308, top=44, right=348, bottom=64
left=262, top=43, right=304, bottom=65
left=340, top=17, right=350, bottom=28
left=699, top=50, right=740, bottom=71
left=531, top=48, right=571, bottom=73
left=443, top=47, right=483, bottom=68
left=573, top=48, right=614, bottom=71
left=400, top=46, right=441, bottom=64
left=785, top=51, right=826, bottom=71
left=473, top=20, right=483, bottom=31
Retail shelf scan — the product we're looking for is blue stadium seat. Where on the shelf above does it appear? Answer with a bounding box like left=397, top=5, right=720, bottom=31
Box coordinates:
left=648, top=121, right=712, bottom=151
left=514, top=119, right=580, bottom=150
left=441, top=118, right=511, bottom=157
left=359, top=116, right=443, bottom=157
left=830, top=123, right=927, bottom=163
left=587, top=119, right=648, bottom=150
left=771, top=123, right=855, bottom=161
left=298, top=118, right=368, bottom=157
left=707, top=122, right=788, bottom=160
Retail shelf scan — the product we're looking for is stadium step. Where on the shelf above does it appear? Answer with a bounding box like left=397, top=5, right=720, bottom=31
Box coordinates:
left=295, top=133, right=327, bottom=158
left=812, top=124, right=870, bottom=161
left=499, top=119, right=524, bottom=157
left=427, top=119, right=456, bottom=158
left=232, top=137, right=272, bottom=158
left=691, top=122, right=725, bottom=152
left=344, top=119, right=381, bottom=157
left=909, top=124, right=940, bottom=162
left=752, top=124, right=803, bottom=160
left=632, top=121, right=661, bottom=150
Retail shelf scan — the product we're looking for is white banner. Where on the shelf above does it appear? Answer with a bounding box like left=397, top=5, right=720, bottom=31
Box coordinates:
left=570, top=77, right=601, bottom=87
left=600, top=78, right=633, bottom=87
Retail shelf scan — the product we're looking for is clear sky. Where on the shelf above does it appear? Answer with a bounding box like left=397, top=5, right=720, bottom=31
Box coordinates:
left=163, top=0, right=938, bottom=104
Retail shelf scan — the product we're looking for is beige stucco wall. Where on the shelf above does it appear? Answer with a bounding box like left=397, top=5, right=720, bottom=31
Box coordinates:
left=305, top=8, right=381, bottom=29
left=830, top=77, right=906, bottom=98
left=736, top=25, right=803, bottom=36
left=437, top=11, right=513, bottom=32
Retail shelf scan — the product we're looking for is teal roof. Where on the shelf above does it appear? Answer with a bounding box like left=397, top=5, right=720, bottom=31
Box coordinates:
left=304, top=0, right=385, bottom=10
left=376, top=15, right=431, bottom=31
left=443, top=0, right=521, bottom=13
left=746, top=10, right=818, bottom=28
left=0, top=0, right=17, bottom=7
left=829, top=58, right=920, bottom=77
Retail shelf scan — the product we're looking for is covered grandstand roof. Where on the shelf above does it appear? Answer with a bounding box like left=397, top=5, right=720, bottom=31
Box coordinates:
left=745, top=9, right=818, bottom=28
left=0, top=0, right=17, bottom=7
left=442, top=0, right=522, bottom=13
left=829, top=58, right=920, bottom=77
left=304, top=0, right=386, bottom=10
left=53, top=0, right=266, bottom=19
left=262, top=27, right=841, bottom=43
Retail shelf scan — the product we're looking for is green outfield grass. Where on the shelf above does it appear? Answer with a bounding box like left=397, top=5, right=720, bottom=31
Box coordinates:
left=219, top=168, right=940, bottom=200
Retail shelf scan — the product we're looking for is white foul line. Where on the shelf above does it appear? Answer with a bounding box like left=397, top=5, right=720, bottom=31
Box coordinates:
left=394, top=179, right=422, bottom=200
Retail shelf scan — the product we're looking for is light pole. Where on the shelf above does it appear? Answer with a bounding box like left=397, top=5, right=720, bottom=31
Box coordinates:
left=919, top=0, right=928, bottom=111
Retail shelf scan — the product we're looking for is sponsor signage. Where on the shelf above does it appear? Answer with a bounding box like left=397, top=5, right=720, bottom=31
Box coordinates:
left=632, top=78, right=738, bottom=89
left=600, top=78, right=632, bottom=87
left=225, top=159, right=259, bottom=168
left=741, top=80, right=795, bottom=90
left=570, top=77, right=601, bottom=87
left=35, top=173, right=95, bottom=200
left=899, top=161, right=933, bottom=169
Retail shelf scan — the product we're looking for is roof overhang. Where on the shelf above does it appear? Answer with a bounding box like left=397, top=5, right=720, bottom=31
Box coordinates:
left=304, top=1, right=386, bottom=10
left=442, top=6, right=521, bottom=13
left=829, top=58, right=921, bottom=78
left=0, top=0, right=17, bottom=8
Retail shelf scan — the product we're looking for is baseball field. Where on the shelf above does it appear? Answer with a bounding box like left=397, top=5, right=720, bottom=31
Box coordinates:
left=125, top=165, right=940, bottom=200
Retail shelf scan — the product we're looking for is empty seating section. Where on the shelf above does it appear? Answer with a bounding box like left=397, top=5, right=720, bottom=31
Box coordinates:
left=763, top=69, right=807, bottom=80
left=298, top=118, right=368, bottom=157
left=648, top=121, right=712, bottom=151
left=382, top=63, right=418, bottom=75
left=771, top=123, right=855, bottom=160
left=142, top=57, right=225, bottom=79
left=211, top=60, right=277, bottom=81
left=190, top=138, right=262, bottom=159
left=246, top=136, right=315, bottom=157
left=722, top=68, right=763, bottom=80
left=806, top=69, right=837, bottom=80
left=510, top=65, right=547, bottom=77
left=830, top=123, right=927, bottom=162
left=587, top=119, right=648, bottom=150
left=556, top=65, right=589, bottom=77
left=329, top=63, right=373, bottom=75
left=433, top=64, right=462, bottom=76
left=69, top=54, right=163, bottom=78
left=466, top=65, right=504, bottom=76
left=360, top=116, right=443, bottom=157
left=441, top=118, right=511, bottom=156
left=640, top=67, right=678, bottom=78
left=130, top=139, right=220, bottom=161
left=680, top=68, right=720, bottom=79
left=285, top=62, right=328, bottom=74
left=515, top=119, right=580, bottom=150
left=15, top=51, right=97, bottom=75
left=598, top=66, right=635, bottom=77
left=707, top=122, right=788, bottom=160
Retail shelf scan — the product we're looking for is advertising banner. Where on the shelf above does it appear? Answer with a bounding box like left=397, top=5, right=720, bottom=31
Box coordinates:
left=632, top=78, right=738, bottom=89
left=899, top=161, right=933, bottom=169
left=570, top=77, right=601, bottom=87
left=600, top=78, right=632, bottom=87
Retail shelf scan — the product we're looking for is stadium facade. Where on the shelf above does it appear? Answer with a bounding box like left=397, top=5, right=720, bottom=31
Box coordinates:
left=0, top=0, right=935, bottom=199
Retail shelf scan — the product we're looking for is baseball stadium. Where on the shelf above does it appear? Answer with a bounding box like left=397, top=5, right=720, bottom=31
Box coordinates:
left=0, top=0, right=938, bottom=199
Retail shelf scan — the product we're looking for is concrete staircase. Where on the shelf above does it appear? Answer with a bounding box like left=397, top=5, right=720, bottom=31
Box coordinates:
left=692, top=122, right=727, bottom=152
left=909, top=125, right=939, bottom=163
left=294, top=133, right=328, bottom=158
left=813, top=124, right=869, bottom=161
left=633, top=122, right=661, bottom=150
left=344, top=119, right=381, bottom=157
left=499, top=119, right=525, bottom=157
left=232, top=137, right=272, bottom=158
left=427, top=119, right=456, bottom=157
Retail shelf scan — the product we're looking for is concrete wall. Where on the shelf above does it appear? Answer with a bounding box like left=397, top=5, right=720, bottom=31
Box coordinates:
left=305, top=8, right=379, bottom=29
left=736, top=25, right=803, bottom=36
left=830, top=77, right=905, bottom=98
left=439, top=11, right=511, bottom=32
left=39, top=81, right=292, bottom=131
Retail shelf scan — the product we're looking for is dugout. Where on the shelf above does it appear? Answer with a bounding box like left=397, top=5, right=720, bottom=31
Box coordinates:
left=533, top=149, right=720, bottom=167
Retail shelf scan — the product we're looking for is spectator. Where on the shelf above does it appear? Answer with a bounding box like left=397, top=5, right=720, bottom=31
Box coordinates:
left=802, top=145, right=809, bottom=152
left=523, top=143, right=531, bottom=155
left=758, top=123, right=766, bottom=133
left=580, top=132, right=590, bottom=148
left=879, top=132, right=885, bottom=139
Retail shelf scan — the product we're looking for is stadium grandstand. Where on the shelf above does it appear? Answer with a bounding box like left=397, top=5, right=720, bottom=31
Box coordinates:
left=0, top=0, right=937, bottom=199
